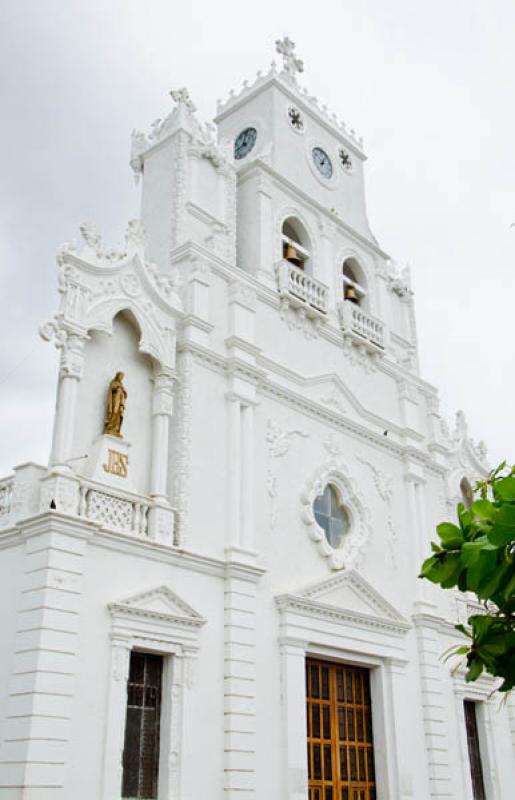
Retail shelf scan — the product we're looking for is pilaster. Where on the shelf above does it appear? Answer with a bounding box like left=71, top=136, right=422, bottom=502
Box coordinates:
left=412, top=615, right=452, bottom=799
left=0, top=515, right=90, bottom=798
left=279, top=641, right=309, bottom=800
left=223, top=562, right=263, bottom=800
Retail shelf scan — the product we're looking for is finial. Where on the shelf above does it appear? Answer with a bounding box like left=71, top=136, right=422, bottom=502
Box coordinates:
left=275, top=36, right=304, bottom=78
left=170, top=87, right=196, bottom=113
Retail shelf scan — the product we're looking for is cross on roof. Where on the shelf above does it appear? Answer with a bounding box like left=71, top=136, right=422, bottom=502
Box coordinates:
left=170, top=87, right=197, bottom=113
left=275, top=36, right=304, bottom=78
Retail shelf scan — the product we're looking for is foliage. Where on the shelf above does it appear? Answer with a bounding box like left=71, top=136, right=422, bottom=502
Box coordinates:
left=420, top=463, right=515, bottom=692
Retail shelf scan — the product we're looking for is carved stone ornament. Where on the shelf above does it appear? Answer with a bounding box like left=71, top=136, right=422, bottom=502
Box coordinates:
left=301, top=460, right=372, bottom=570
left=279, top=298, right=321, bottom=340
left=170, top=87, right=197, bottom=113
left=275, top=36, right=304, bottom=79
left=41, top=219, right=183, bottom=375
left=356, top=456, right=398, bottom=565
left=266, top=419, right=308, bottom=530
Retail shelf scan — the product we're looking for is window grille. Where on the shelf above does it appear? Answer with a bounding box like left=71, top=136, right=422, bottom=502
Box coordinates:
left=306, top=658, right=376, bottom=800
left=122, top=652, right=163, bottom=800
left=464, top=700, right=486, bottom=800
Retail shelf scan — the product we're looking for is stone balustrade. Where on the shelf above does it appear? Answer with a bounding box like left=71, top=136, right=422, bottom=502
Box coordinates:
left=277, top=260, right=328, bottom=315
left=339, top=300, right=385, bottom=350
left=77, top=478, right=151, bottom=537
left=0, top=467, right=174, bottom=544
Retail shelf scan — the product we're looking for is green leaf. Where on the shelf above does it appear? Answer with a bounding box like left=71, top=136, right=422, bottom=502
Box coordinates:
left=488, top=504, right=515, bottom=546
left=501, top=570, right=515, bottom=603
left=461, top=538, right=488, bottom=567
left=436, top=522, right=463, bottom=549
left=466, top=658, right=484, bottom=682
left=494, top=476, right=515, bottom=502
left=471, top=499, right=496, bottom=521
left=419, top=555, right=438, bottom=579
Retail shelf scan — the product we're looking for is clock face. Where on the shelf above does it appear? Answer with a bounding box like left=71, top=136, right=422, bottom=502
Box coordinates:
left=234, top=127, right=257, bottom=160
left=312, top=147, right=333, bottom=178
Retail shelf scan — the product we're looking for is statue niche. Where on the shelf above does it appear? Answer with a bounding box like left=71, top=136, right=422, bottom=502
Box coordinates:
left=103, top=372, right=127, bottom=438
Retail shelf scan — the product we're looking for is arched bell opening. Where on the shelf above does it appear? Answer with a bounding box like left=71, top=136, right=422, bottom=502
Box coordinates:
left=342, top=257, right=368, bottom=309
left=282, top=217, right=311, bottom=273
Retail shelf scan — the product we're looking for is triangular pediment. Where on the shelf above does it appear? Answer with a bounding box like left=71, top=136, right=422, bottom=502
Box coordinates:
left=276, top=570, right=409, bottom=636
left=108, top=585, right=205, bottom=627
left=300, top=570, right=406, bottom=622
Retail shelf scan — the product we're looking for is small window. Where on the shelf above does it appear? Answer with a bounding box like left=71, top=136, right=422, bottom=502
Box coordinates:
left=313, top=484, right=350, bottom=548
left=464, top=700, right=486, bottom=800
left=342, top=258, right=366, bottom=307
left=122, top=652, right=163, bottom=800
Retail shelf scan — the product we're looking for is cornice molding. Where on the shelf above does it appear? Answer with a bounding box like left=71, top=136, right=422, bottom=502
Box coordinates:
left=276, top=594, right=410, bottom=637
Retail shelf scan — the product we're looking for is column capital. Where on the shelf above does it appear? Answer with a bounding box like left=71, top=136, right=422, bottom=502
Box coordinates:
left=58, top=331, right=88, bottom=379
left=152, top=372, right=176, bottom=416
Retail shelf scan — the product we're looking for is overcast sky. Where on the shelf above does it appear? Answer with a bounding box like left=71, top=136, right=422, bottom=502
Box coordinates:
left=0, top=0, right=514, bottom=476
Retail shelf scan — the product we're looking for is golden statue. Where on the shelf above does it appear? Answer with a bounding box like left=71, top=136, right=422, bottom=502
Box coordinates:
left=104, top=372, right=127, bottom=437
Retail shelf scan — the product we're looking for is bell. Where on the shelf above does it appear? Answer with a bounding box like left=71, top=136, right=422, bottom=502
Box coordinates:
left=345, top=285, right=358, bottom=302
left=284, top=242, right=303, bottom=267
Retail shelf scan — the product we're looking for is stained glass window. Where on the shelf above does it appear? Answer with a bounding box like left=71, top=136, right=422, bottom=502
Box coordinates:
left=313, top=484, right=350, bottom=548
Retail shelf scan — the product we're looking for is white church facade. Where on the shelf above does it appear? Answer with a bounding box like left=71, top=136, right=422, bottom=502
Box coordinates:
left=0, top=38, right=513, bottom=800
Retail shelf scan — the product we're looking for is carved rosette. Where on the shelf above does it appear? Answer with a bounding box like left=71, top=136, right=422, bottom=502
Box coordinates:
left=301, top=460, right=371, bottom=570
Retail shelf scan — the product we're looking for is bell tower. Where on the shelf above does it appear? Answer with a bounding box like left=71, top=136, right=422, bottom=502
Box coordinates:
left=214, top=37, right=375, bottom=287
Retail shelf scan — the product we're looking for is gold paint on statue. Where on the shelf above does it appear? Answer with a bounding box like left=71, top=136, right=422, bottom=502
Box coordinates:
left=103, top=449, right=129, bottom=478
left=104, top=371, right=127, bottom=437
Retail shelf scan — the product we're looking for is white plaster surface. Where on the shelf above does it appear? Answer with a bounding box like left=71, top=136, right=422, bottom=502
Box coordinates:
left=0, top=55, right=512, bottom=800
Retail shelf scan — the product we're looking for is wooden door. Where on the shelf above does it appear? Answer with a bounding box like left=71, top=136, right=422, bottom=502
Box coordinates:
left=306, top=658, right=376, bottom=800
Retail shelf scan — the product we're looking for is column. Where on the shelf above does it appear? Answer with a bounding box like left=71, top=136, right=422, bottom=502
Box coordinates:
left=227, top=398, right=256, bottom=556
left=49, top=334, right=87, bottom=468
left=256, top=175, right=273, bottom=285
left=147, top=371, right=175, bottom=545
left=227, top=398, right=241, bottom=551
left=404, top=459, right=432, bottom=608
left=239, top=405, right=254, bottom=552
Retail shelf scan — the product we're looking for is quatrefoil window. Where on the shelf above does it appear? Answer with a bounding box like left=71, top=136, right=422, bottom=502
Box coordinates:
left=288, top=106, right=304, bottom=132
left=313, top=484, right=350, bottom=549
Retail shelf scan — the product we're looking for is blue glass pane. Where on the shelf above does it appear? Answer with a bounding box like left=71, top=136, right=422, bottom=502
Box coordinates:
left=312, top=484, right=349, bottom=549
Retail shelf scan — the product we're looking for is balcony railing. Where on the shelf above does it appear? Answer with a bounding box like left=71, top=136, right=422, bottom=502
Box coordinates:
left=77, top=478, right=150, bottom=537
left=339, top=301, right=385, bottom=350
left=277, top=260, right=328, bottom=315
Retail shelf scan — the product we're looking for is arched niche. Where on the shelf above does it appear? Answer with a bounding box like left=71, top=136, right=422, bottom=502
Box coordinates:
left=342, top=256, right=369, bottom=310
left=281, top=216, right=312, bottom=273
left=73, top=310, right=154, bottom=495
